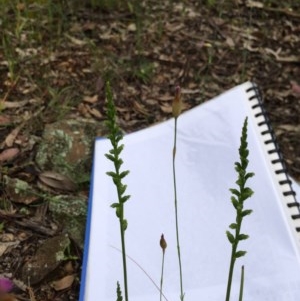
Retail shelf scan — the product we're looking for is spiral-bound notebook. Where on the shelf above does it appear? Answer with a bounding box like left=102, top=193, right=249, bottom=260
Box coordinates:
left=79, top=81, right=300, bottom=301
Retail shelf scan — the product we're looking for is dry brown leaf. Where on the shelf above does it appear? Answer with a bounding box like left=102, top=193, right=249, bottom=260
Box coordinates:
left=38, top=171, right=77, bottom=192
left=83, top=95, right=98, bottom=104
left=51, top=275, right=75, bottom=291
left=65, top=34, right=87, bottom=46
left=246, top=0, right=264, bottom=8
left=265, top=48, right=300, bottom=63
left=165, top=22, right=185, bottom=33
left=0, top=148, right=20, bottom=162
left=127, top=23, right=137, bottom=32
left=0, top=293, right=18, bottom=301
left=144, top=98, right=157, bottom=105
left=278, top=124, right=300, bottom=132
left=0, top=241, right=19, bottom=257
left=158, top=95, right=173, bottom=102
left=291, top=81, right=300, bottom=95
left=181, top=88, right=201, bottom=95
left=160, top=104, right=172, bottom=113
left=0, top=208, right=17, bottom=216
left=96, top=77, right=104, bottom=93
left=0, top=115, right=12, bottom=125
left=63, top=261, right=74, bottom=273
left=225, top=36, right=235, bottom=48
left=133, top=101, right=148, bottom=115
left=82, top=21, right=97, bottom=31
left=2, top=100, right=29, bottom=109
left=86, top=107, right=103, bottom=119
left=14, top=195, right=39, bottom=205
left=11, top=279, right=27, bottom=292
left=5, top=123, right=25, bottom=147
left=1, top=233, right=15, bottom=242
left=77, top=103, right=90, bottom=117
left=27, top=286, right=36, bottom=301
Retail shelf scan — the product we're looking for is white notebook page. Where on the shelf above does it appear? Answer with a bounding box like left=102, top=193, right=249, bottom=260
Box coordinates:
left=81, top=82, right=300, bottom=301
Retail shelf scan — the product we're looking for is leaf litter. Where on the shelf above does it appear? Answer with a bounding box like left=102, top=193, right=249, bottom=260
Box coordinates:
left=0, top=0, right=299, bottom=300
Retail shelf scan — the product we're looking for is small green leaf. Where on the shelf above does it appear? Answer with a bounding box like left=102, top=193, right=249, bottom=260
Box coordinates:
left=238, top=234, right=249, bottom=241
left=229, top=223, right=237, bottom=229
left=121, top=195, right=130, bottom=203
left=229, top=188, right=240, bottom=197
left=241, top=209, right=253, bottom=217
left=242, top=187, right=254, bottom=199
left=115, top=133, right=123, bottom=143
left=241, top=157, right=248, bottom=167
left=235, top=162, right=242, bottom=172
left=231, top=196, right=239, bottom=209
left=105, top=153, right=115, bottom=162
left=113, top=177, right=120, bottom=185
left=116, top=144, right=124, bottom=155
left=245, top=172, right=255, bottom=180
left=107, top=133, right=114, bottom=141
left=241, top=149, right=249, bottom=158
left=235, top=250, right=247, bottom=258
left=116, top=207, right=121, bottom=218
left=119, top=184, right=127, bottom=196
left=111, top=203, right=120, bottom=208
left=226, top=231, right=235, bottom=244
left=119, top=170, right=130, bottom=179
left=107, top=171, right=117, bottom=178
left=116, top=158, right=124, bottom=169
left=122, top=219, right=128, bottom=230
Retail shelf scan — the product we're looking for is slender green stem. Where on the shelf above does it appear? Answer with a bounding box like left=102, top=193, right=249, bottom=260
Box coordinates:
left=226, top=215, right=243, bottom=301
left=173, top=117, right=184, bottom=301
left=225, top=232, right=239, bottom=301
left=160, top=251, right=165, bottom=301
left=238, top=266, right=245, bottom=301
left=119, top=211, right=129, bottom=301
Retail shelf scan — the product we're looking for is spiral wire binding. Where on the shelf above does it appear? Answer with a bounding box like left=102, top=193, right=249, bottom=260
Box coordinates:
left=246, top=83, right=300, bottom=231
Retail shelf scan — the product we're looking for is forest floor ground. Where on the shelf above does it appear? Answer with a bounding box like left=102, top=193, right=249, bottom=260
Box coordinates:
left=0, top=1, right=299, bottom=300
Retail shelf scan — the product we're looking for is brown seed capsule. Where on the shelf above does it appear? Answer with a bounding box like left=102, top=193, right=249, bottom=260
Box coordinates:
left=172, top=85, right=182, bottom=118
left=160, top=234, right=167, bottom=253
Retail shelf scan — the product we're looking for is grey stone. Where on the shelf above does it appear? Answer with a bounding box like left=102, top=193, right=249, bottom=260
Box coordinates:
left=35, top=118, right=107, bottom=247
left=35, top=118, right=107, bottom=182
left=21, top=234, right=70, bottom=284
left=49, top=195, right=87, bottom=248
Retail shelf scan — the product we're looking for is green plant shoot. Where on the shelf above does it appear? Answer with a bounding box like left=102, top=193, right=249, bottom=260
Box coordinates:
left=105, top=82, right=131, bottom=301
left=116, top=281, right=123, bottom=301
left=225, top=117, right=254, bottom=301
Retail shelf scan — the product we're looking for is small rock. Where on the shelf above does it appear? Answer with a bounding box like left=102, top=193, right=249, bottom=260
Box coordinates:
left=3, top=176, right=39, bottom=205
left=35, top=118, right=107, bottom=182
left=21, top=234, right=70, bottom=285
left=49, top=195, right=87, bottom=248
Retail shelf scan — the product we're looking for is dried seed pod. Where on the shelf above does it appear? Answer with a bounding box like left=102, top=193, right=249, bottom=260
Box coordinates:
left=160, top=234, right=167, bottom=253
left=172, top=86, right=182, bottom=118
